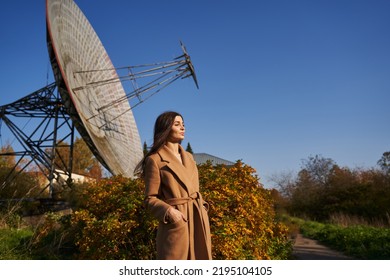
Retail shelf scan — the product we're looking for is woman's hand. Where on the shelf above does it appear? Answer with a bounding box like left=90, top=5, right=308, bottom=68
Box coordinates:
left=167, top=207, right=185, bottom=223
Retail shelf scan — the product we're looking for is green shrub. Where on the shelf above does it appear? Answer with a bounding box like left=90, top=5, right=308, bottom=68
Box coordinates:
left=299, top=219, right=390, bottom=259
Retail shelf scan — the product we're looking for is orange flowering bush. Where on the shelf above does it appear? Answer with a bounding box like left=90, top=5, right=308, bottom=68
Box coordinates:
left=32, top=161, right=291, bottom=259
left=70, top=176, right=157, bottom=259
left=199, top=161, right=291, bottom=259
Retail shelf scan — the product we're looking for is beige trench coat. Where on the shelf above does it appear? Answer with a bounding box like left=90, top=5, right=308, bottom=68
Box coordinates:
left=144, top=144, right=212, bottom=260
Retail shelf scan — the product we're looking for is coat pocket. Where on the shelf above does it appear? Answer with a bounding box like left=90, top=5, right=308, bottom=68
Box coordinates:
left=157, top=218, right=188, bottom=259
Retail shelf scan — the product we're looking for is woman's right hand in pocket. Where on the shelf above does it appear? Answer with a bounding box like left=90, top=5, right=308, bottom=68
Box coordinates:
left=167, top=207, right=184, bottom=223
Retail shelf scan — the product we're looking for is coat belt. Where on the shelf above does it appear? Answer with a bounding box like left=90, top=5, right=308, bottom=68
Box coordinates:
left=164, top=192, right=200, bottom=206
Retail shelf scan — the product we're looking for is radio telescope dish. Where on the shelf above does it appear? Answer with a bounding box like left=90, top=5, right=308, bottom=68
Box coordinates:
left=46, top=0, right=143, bottom=177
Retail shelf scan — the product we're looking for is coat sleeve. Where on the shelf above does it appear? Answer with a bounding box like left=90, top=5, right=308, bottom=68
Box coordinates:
left=144, top=156, right=171, bottom=223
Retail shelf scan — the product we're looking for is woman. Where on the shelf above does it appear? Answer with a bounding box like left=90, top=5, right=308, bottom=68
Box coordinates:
left=135, top=111, right=212, bottom=260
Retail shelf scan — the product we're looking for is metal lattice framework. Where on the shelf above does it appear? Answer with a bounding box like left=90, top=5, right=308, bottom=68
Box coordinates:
left=0, top=83, right=75, bottom=198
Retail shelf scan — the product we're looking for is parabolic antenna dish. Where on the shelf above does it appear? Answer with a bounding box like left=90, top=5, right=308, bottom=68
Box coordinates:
left=46, top=0, right=143, bottom=177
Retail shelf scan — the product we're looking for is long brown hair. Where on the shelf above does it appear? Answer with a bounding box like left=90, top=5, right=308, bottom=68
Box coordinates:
left=134, top=111, right=183, bottom=177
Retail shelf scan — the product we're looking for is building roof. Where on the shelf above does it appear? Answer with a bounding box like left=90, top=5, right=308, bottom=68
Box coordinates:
left=193, top=153, right=235, bottom=166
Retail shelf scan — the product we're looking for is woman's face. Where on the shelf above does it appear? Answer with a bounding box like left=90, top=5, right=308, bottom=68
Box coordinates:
left=168, top=115, right=185, bottom=143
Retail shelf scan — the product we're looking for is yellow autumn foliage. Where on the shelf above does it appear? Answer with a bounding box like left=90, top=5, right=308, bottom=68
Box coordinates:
left=199, top=161, right=291, bottom=259
left=33, top=161, right=291, bottom=259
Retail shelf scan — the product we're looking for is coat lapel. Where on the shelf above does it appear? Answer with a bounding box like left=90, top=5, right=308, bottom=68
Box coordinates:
left=158, top=145, right=196, bottom=193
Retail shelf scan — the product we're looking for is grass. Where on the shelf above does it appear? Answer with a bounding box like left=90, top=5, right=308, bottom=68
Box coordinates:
left=282, top=215, right=390, bottom=260
left=0, top=227, right=34, bottom=259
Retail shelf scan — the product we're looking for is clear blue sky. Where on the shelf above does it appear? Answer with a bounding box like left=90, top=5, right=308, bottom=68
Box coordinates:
left=1, top=0, right=389, bottom=187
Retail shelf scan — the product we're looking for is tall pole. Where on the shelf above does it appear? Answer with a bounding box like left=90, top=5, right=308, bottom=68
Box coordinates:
left=48, top=93, right=60, bottom=198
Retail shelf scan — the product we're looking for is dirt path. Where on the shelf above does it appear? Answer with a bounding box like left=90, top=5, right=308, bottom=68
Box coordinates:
left=292, top=233, right=354, bottom=260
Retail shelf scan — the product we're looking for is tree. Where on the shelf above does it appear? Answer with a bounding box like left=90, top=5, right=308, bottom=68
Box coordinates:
left=46, top=137, right=102, bottom=179
left=268, top=171, right=296, bottom=199
left=300, top=155, right=337, bottom=187
left=88, top=161, right=103, bottom=180
left=0, top=167, right=41, bottom=199
left=289, top=169, right=324, bottom=219
left=51, top=140, right=71, bottom=172
left=0, top=143, right=16, bottom=168
left=185, top=142, right=193, bottom=154
left=72, top=137, right=97, bottom=175
left=378, top=151, right=390, bottom=175
left=143, top=141, right=148, bottom=156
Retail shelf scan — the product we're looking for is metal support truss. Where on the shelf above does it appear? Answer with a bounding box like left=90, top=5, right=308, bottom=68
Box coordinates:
left=0, top=82, right=75, bottom=199
left=73, top=41, right=199, bottom=117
